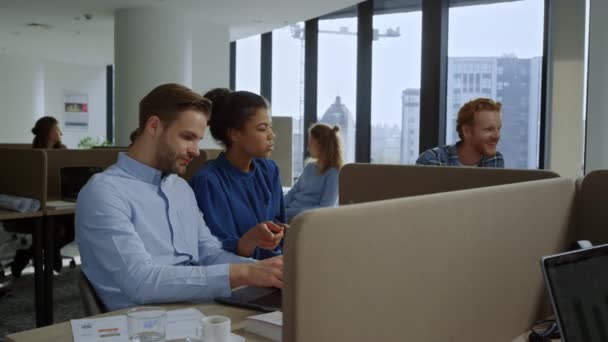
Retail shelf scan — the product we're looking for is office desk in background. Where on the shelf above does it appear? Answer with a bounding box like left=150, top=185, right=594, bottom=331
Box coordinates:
left=41, top=203, right=76, bottom=326
left=6, top=303, right=273, bottom=342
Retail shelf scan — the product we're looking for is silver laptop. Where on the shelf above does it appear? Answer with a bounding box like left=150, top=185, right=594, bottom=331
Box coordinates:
left=541, top=243, right=608, bottom=341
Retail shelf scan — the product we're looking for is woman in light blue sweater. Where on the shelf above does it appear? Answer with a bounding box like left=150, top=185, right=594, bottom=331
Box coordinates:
left=285, top=123, right=344, bottom=221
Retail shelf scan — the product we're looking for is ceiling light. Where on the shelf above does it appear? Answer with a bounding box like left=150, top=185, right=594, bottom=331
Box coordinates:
left=26, top=22, right=53, bottom=30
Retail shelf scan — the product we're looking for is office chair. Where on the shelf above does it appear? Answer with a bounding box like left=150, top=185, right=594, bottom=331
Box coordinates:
left=79, top=271, right=106, bottom=315
left=0, top=223, right=29, bottom=280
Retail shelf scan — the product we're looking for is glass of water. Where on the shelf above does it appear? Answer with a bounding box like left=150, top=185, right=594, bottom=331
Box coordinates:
left=127, top=307, right=167, bottom=342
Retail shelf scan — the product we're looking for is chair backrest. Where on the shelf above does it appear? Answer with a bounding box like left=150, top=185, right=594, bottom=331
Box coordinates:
left=339, top=163, right=560, bottom=205
left=79, top=271, right=106, bottom=315
left=284, top=178, right=576, bottom=342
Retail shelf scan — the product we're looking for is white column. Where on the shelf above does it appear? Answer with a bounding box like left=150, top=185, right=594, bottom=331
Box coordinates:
left=547, top=0, right=586, bottom=177
left=191, top=20, right=230, bottom=94
left=114, top=7, right=193, bottom=146
left=0, top=55, right=45, bottom=143
left=191, top=19, right=230, bottom=149
left=585, top=0, right=608, bottom=173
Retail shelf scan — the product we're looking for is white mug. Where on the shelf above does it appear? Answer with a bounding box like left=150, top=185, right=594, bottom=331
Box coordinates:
left=197, top=315, right=231, bottom=342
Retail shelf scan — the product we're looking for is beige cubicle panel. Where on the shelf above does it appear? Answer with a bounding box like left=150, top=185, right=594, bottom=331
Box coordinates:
left=339, top=163, right=560, bottom=205
left=284, top=178, right=575, bottom=342
left=0, top=148, right=47, bottom=209
left=45, top=149, right=127, bottom=200
left=271, top=116, right=293, bottom=186
left=576, top=170, right=608, bottom=244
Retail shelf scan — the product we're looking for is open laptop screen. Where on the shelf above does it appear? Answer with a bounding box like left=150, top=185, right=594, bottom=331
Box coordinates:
left=542, top=244, right=608, bottom=342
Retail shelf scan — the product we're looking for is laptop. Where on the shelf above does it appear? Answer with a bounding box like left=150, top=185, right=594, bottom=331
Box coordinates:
left=60, top=166, right=103, bottom=202
left=541, top=243, right=608, bottom=341
left=215, top=286, right=281, bottom=312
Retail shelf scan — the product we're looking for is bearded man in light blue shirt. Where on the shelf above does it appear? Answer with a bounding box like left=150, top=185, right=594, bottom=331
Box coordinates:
left=75, top=83, right=284, bottom=311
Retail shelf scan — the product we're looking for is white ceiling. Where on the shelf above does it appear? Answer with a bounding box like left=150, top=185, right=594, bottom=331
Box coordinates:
left=0, top=0, right=361, bottom=66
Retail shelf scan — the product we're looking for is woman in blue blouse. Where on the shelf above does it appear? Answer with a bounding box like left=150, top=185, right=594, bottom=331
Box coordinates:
left=285, top=123, right=344, bottom=221
left=190, top=88, right=286, bottom=260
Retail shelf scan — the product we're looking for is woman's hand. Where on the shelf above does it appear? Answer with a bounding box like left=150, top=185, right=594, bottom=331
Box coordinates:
left=237, top=221, right=285, bottom=257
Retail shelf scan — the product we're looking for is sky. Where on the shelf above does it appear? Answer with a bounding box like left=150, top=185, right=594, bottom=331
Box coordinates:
left=235, top=0, right=545, bottom=127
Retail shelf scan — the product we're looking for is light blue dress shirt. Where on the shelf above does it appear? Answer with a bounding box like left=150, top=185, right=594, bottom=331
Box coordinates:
left=75, top=153, right=251, bottom=311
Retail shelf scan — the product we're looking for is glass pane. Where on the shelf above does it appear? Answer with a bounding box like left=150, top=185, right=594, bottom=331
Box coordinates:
left=272, top=23, right=305, bottom=179
left=318, top=16, right=358, bottom=163
left=235, top=35, right=261, bottom=93
left=447, top=0, right=545, bottom=169
left=371, top=4, right=422, bottom=164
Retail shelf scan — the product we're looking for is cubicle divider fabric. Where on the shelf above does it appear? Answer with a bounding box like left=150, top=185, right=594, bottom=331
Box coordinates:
left=0, top=143, right=32, bottom=149
left=339, top=163, right=560, bottom=205
left=285, top=178, right=576, bottom=342
left=0, top=148, right=47, bottom=207
left=577, top=170, right=608, bottom=244
left=45, top=149, right=128, bottom=200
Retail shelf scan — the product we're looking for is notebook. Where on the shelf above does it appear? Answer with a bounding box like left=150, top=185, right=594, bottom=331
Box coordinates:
left=245, top=311, right=282, bottom=341
left=541, top=243, right=608, bottom=341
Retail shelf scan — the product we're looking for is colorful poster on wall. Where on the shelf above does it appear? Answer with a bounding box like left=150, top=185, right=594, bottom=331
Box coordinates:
left=64, top=91, right=89, bottom=130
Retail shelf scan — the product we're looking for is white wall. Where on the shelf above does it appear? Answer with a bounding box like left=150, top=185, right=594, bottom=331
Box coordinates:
left=0, top=54, right=106, bottom=148
left=192, top=20, right=230, bottom=150
left=44, top=60, right=107, bottom=148
left=584, top=0, right=608, bottom=173
left=547, top=0, right=586, bottom=178
left=192, top=20, right=230, bottom=95
left=0, top=55, right=44, bottom=143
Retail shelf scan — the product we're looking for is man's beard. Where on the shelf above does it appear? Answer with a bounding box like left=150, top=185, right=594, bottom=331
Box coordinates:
left=156, top=138, right=182, bottom=175
left=473, top=139, right=497, bottom=157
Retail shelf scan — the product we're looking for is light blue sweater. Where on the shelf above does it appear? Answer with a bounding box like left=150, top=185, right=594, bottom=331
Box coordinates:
left=284, top=162, right=339, bottom=221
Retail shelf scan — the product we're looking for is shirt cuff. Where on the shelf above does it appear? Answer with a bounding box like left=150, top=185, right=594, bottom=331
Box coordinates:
left=203, top=263, right=232, bottom=298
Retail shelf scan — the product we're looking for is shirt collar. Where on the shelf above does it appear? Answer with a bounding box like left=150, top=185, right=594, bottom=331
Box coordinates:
left=217, top=152, right=256, bottom=178
left=117, top=152, right=164, bottom=185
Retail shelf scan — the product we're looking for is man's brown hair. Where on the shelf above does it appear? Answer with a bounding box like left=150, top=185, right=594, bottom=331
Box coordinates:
left=456, top=98, right=502, bottom=140
left=138, top=83, right=212, bottom=132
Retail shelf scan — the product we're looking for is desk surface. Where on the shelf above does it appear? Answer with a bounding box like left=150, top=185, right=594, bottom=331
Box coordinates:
left=44, top=198, right=76, bottom=216
left=0, top=209, right=43, bottom=221
left=44, top=207, right=75, bottom=216
left=6, top=303, right=273, bottom=342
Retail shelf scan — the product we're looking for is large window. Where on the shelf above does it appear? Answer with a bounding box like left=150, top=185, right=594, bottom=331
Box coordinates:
left=235, top=35, right=261, bottom=93
left=272, top=23, right=305, bottom=178
left=371, top=3, right=422, bottom=165
left=317, top=15, right=358, bottom=163
left=446, top=0, right=545, bottom=169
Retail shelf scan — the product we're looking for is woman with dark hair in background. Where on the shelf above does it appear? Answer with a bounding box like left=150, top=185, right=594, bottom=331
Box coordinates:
left=10, top=116, right=73, bottom=277
left=190, top=88, right=286, bottom=260
left=32, top=116, right=66, bottom=149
